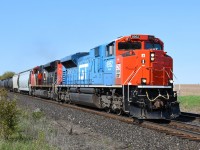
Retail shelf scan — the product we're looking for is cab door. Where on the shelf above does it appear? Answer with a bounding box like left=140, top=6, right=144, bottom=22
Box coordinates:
left=92, top=47, right=104, bottom=84
left=104, top=43, right=115, bottom=86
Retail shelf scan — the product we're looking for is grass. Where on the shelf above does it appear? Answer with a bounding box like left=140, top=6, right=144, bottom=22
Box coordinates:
left=178, top=96, right=200, bottom=113
left=0, top=108, right=58, bottom=150
left=0, top=135, right=54, bottom=150
left=0, top=88, right=58, bottom=149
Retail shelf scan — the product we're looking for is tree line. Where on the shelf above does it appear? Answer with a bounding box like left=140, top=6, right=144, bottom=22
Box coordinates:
left=0, top=72, right=15, bottom=80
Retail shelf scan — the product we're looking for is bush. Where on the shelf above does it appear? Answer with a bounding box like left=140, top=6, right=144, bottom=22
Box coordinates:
left=32, top=108, right=44, bottom=121
left=0, top=88, right=8, bottom=100
left=0, top=90, right=20, bottom=140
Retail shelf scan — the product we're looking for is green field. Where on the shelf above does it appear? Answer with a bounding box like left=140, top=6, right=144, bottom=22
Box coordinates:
left=178, top=96, right=200, bottom=113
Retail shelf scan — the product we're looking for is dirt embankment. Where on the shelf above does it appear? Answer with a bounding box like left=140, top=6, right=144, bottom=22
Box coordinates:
left=174, top=84, right=200, bottom=96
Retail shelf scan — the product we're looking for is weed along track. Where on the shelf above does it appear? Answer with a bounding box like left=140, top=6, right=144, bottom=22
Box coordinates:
left=11, top=92, right=200, bottom=142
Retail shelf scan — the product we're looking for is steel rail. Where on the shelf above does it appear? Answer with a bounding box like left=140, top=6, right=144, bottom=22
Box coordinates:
left=169, top=120, right=200, bottom=134
left=142, top=121, right=200, bottom=141
left=181, top=112, right=200, bottom=119
left=176, top=112, right=200, bottom=122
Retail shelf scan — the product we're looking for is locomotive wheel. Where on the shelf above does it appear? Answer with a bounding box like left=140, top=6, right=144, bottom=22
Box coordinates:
left=105, top=107, right=111, bottom=113
left=115, top=109, right=122, bottom=116
left=55, top=96, right=59, bottom=102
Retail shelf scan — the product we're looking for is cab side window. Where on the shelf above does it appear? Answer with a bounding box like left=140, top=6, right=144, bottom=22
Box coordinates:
left=145, top=42, right=162, bottom=50
left=106, top=42, right=115, bottom=57
left=94, top=47, right=99, bottom=57
left=118, top=42, right=141, bottom=50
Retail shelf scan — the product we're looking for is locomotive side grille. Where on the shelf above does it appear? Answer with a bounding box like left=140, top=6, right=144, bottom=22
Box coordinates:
left=62, top=70, right=66, bottom=84
left=54, top=72, right=57, bottom=84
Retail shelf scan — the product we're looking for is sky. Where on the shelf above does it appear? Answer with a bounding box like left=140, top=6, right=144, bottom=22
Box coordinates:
left=0, top=0, right=199, bottom=84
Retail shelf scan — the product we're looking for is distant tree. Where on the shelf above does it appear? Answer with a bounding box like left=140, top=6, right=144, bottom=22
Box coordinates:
left=0, top=72, right=15, bottom=80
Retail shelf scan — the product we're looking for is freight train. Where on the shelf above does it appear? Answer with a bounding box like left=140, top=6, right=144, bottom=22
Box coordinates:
left=0, top=34, right=180, bottom=119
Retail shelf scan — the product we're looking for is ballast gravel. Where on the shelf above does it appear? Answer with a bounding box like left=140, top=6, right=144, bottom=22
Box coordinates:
left=11, top=93, right=200, bottom=150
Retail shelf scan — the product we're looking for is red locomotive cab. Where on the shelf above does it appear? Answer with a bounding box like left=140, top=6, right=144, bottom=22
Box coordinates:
left=115, top=35, right=174, bottom=86
left=56, top=62, right=63, bottom=85
left=30, top=66, right=44, bottom=86
left=115, top=34, right=180, bottom=119
left=37, top=72, right=43, bottom=85
left=30, top=66, right=39, bottom=86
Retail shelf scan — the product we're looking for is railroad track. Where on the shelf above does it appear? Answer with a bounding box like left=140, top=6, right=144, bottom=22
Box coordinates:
left=141, top=121, right=200, bottom=141
left=10, top=92, right=200, bottom=142
left=169, top=120, right=200, bottom=133
left=174, top=112, right=200, bottom=123
left=179, top=112, right=200, bottom=121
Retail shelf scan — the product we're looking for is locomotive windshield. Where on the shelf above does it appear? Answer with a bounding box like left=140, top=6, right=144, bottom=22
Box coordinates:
left=118, top=42, right=141, bottom=50
left=145, top=42, right=162, bottom=50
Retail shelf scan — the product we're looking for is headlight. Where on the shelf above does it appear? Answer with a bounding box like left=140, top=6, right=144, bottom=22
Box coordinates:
left=150, top=57, right=155, bottom=61
left=169, top=80, right=173, bottom=84
left=151, top=53, right=155, bottom=57
left=141, top=78, right=147, bottom=84
left=150, top=52, right=155, bottom=62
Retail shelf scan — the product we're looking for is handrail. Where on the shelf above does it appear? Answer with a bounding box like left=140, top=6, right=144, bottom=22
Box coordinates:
left=146, top=90, right=169, bottom=102
left=123, top=66, right=142, bottom=103
left=170, top=69, right=178, bottom=80
left=129, top=66, right=142, bottom=83
left=123, top=66, right=142, bottom=85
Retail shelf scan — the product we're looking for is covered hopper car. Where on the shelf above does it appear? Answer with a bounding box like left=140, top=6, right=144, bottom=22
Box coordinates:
left=0, top=78, right=13, bottom=91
